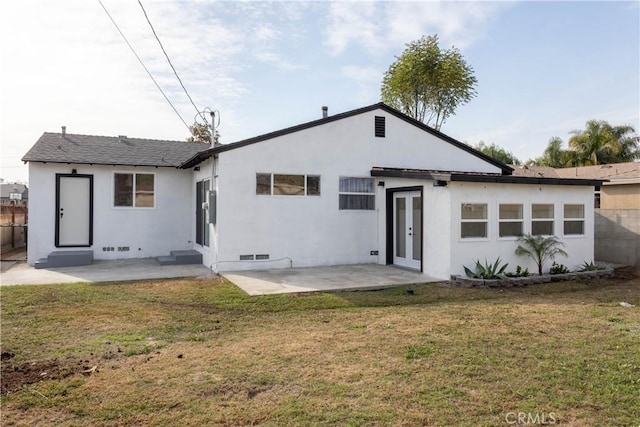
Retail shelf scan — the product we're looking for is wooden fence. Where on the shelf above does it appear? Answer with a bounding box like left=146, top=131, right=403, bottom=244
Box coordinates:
left=1, top=205, right=27, bottom=251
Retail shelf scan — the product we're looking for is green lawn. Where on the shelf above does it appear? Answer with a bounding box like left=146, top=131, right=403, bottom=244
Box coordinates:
left=1, top=275, right=639, bottom=426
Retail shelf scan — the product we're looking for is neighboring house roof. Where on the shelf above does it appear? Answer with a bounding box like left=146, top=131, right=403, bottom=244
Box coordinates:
left=553, top=162, right=640, bottom=182
left=510, top=165, right=560, bottom=178
left=22, top=133, right=208, bottom=168
left=180, top=103, right=514, bottom=174
left=371, top=166, right=603, bottom=186
left=0, top=183, right=28, bottom=199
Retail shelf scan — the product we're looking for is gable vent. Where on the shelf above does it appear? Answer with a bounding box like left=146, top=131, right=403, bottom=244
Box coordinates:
left=374, top=116, right=385, bottom=138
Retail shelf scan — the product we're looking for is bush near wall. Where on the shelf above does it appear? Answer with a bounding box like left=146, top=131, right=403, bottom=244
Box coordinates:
left=450, top=268, right=614, bottom=288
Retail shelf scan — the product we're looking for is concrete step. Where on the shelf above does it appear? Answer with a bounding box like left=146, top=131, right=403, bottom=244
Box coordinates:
left=170, top=250, right=202, bottom=265
left=157, top=255, right=177, bottom=266
left=157, top=250, right=202, bottom=266
left=36, top=250, right=93, bottom=269
left=35, top=258, right=50, bottom=269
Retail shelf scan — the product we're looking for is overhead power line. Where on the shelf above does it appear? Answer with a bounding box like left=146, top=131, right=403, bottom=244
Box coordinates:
left=97, top=0, right=191, bottom=131
left=137, top=0, right=207, bottom=125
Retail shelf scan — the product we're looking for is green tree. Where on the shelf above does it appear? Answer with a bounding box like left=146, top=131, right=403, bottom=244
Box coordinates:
left=473, top=141, right=521, bottom=165
left=568, top=120, right=639, bottom=165
left=515, top=234, right=568, bottom=275
left=529, top=137, right=573, bottom=167
left=186, top=122, right=211, bottom=143
left=381, top=35, right=477, bottom=131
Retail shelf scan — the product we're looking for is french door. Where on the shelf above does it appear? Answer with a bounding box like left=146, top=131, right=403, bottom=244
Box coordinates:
left=393, top=191, right=422, bottom=269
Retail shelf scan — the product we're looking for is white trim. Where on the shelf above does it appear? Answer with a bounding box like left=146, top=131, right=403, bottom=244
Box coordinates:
left=531, top=203, right=555, bottom=237
left=562, top=203, right=585, bottom=236
left=460, top=202, right=488, bottom=240
left=255, top=172, right=321, bottom=197
left=497, top=203, right=523, bottom=239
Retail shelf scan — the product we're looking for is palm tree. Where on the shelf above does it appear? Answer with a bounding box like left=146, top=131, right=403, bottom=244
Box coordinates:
left=515, top=234, right=568, bottom=275
left=545, top=137, right=572, bottom=167
left=568, top=120, right=640, bottom=165
left=605, top=124, right=640, bottom=163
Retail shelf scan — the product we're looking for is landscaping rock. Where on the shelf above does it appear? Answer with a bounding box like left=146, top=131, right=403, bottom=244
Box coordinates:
left=450, top=267, right=615, bottom=288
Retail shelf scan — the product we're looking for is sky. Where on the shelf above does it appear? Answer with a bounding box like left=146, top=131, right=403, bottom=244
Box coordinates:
left=1, top=0, right=638, bottom=183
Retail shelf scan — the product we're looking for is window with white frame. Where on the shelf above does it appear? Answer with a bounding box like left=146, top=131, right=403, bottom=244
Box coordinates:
left=532, top=204, right=554, bottom=236
left=498, top=204, right=523, bottom=237
left=339, top=177, right=375, bottom=210
left=114, top=173, right=154, bottom=207
left=256, top=173, right=320, bottom=196
left=461, top=203, right=488, bottom=238
left=564, top=204, right=585, bottom=235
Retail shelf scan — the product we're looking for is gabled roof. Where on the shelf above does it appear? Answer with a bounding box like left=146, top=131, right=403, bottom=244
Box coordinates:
left=22, top=133, right=208, bottom=168
left=180, top=103, right=514, bottom=174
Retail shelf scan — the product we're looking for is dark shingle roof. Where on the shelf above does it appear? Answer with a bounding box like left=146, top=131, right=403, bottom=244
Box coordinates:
left=22, top=133, right=209, bottom=167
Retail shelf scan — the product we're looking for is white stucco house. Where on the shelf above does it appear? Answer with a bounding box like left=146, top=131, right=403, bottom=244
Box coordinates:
left=22, top=103, right=602, bottom=278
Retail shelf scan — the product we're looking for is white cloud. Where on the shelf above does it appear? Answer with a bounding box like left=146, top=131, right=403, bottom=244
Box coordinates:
left=324, top=1, right=513, bottom=55
left=341, top=64, right=383, bottom=104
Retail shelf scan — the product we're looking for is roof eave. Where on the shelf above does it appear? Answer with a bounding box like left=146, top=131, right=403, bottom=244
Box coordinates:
left=370, top=167, right=605, bottom=186
left=449, top=174, right=606, bottom=186
left=23, top=159, right=183, bottom=168
left=179, top=103, right=514, bottom=174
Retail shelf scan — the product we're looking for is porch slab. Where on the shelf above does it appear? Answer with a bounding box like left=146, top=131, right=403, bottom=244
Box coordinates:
left=1, top=258, right=215, bottom=286
left=222, top=264, right=440, bottom=296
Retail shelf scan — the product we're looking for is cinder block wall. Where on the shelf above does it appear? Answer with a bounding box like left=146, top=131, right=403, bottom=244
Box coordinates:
left=595, top=209, right=640, bottom=266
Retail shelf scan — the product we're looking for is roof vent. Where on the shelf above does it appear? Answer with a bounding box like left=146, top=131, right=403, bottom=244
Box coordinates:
left=374, top=116, right=385, bottom=137
left=118, top=135, right=127, bottom=143
left=61, top=126, right=66, bottom=137
left=322, top=106, right=328, bottom=119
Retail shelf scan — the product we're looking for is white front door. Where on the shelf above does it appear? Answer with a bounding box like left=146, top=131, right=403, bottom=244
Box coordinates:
left=393, top=191, right=422, bottom=270
left=56, top=175, right=92, bottom=247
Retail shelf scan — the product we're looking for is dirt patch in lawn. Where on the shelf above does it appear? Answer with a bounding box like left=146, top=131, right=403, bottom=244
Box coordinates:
left=2, top=357, right=83, bottom=395
left=615, top=264, right=640, bottom=280
left=1, top=349, right=126, bottom=395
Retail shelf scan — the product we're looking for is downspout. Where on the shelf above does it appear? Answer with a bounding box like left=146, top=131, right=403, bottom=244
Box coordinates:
left=209, top=110, right=220, bottom=274
left=210, top=154, right=219, bottom=273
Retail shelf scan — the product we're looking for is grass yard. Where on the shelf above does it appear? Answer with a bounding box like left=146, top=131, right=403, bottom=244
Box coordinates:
left=1, top=272, right=639, bottom=426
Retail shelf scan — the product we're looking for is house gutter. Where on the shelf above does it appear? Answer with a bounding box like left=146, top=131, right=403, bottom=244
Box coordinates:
left=370, top=167, right=606, bottom=187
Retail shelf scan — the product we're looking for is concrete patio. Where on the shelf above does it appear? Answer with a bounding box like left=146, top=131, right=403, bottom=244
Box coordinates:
left=0, top=257, right=215, bottom=286
left=1, top=256, right=440, bottom=295
left=222, top=264, right=440, bottom=295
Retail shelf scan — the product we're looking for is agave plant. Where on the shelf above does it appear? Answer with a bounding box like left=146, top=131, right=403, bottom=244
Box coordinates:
left=515, top=234, right=568, bottom=275
left=580, top=260, right=605, bottom=271
left=463, top=257, right=509, bottom=280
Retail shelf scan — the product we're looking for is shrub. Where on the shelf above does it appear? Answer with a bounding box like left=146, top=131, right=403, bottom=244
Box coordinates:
left=549, top=262, right=570, bottom=275
left=515, top=234, right=568, bottom=275
left=463, top=258, right=509, bottom=280
left=506, top=265, right=530, bottom=278
left=580, top=261, right=605, bottom=271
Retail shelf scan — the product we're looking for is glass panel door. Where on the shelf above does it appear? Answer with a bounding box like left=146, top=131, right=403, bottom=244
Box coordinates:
left=412, top=196, right=422, bottom=261
left=393, top=191, right=422, bottom=270
left=395, top=197, right=406, bottom=258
